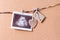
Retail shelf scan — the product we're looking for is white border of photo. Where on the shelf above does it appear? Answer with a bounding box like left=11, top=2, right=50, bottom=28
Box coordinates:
left=11, top=11, right=33, bottom=31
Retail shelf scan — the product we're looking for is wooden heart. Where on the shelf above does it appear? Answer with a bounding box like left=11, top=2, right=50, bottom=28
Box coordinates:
left=29, top=18, right=38, bottom=28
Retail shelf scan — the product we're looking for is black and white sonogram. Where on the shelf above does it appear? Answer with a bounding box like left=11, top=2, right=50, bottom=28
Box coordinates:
left=11, top=12, right=33, bottom=31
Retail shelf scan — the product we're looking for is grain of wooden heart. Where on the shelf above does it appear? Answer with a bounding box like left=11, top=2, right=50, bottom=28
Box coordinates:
left=29, top=17, right=38, bottom=28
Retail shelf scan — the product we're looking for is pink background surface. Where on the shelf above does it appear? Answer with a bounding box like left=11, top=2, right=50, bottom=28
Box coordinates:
left=0, top=0, right=60, bottom=40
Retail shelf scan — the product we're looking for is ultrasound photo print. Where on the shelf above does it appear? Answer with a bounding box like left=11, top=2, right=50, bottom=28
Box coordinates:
left=11, top=12, right=33, bottom=31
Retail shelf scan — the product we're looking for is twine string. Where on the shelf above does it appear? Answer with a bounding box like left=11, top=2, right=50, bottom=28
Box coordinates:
left=0, top=3, right=60, bottom=14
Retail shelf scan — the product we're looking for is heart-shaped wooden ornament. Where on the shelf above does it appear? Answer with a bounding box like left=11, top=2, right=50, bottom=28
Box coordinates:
left=29, top=17, right=38, bottom=28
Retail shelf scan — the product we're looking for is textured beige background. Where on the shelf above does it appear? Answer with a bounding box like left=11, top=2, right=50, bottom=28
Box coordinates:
left=0, top=0, right=60, bottom=40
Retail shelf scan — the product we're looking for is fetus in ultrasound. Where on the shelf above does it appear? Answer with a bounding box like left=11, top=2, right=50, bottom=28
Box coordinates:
left=16, top=16, right=28, bottom=27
